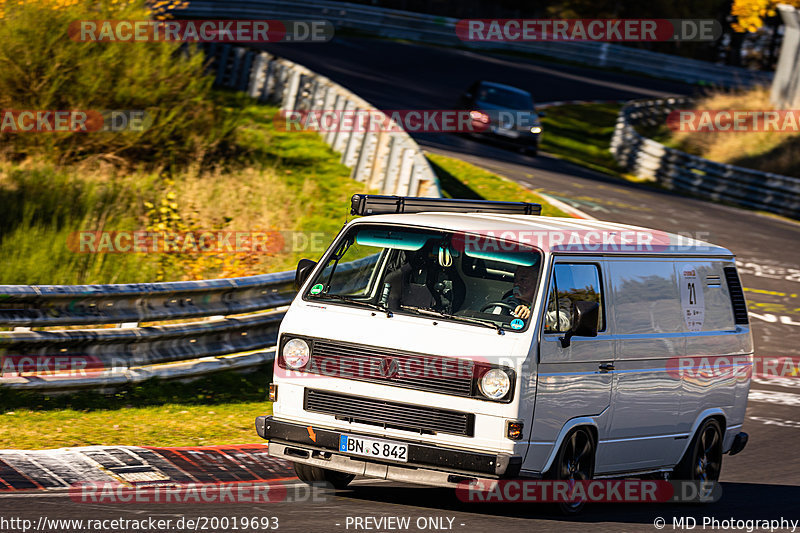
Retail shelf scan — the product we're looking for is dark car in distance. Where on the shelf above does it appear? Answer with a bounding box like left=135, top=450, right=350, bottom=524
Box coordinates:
left=456, top=81, right=543, bottom=155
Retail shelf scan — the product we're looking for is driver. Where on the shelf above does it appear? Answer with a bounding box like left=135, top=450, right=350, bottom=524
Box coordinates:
left=507, top=264, right=537, bottom=319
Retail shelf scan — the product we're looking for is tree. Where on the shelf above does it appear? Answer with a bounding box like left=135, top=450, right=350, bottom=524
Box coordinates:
left=731, top=0, right=800, bottom=32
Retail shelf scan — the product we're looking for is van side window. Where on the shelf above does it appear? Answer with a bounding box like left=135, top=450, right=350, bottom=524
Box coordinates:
left=544, top=263, right=604, bottom=333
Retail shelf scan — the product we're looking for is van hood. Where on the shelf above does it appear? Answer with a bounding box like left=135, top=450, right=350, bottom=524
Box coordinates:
left=280, top=300, right=530, bottom=364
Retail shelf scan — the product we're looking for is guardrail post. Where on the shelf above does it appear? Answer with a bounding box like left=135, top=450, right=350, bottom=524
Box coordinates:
left=247, top=52, right=268, bottom=99
left=395, top=147, right=415, bottom=195
left=261, top=55, right=277, bottom=103
left=321, top=83, right=336, bottom=115
left=367, top=130, right=391, bottom=191
left=282, top=68, right=302, bottom=110
left=271, top=63, right=288, bottom=105
left=382, top=134, right=404, bottom=193
left=239, top=50, right=255, bottom=91
left=352, top=129, right=378, bottom=182
left=332, top=99, right=354, bottom=154
left=214, top=44, right=231, bottom=87
left=341, top=109, right=366, bottom=168
left=228, top=46, right=246, bottom=89
left=324, top=92, right=345, bottom=145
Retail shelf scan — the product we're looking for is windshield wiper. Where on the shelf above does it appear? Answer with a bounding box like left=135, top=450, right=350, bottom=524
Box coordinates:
left=309, top=293, right=393, bottom=317
left=403, top=306, right=504, bottom=335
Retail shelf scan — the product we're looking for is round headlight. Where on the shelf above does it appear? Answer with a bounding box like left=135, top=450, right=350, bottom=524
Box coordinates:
left=530, top=126, right=542, bottom=134
left=480, top=368, right=511, bottom=400
left=283, top=338, right=310, bottom=369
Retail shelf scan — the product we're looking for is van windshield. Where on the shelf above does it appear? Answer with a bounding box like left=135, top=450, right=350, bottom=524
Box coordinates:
left=303, top=225, right=543, bottom=332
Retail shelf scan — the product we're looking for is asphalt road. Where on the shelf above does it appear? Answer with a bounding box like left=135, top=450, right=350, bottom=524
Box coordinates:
left=2, top=37, right=799, bottom=533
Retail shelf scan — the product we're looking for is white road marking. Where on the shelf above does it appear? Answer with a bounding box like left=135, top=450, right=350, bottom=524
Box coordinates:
left=752, top=376, right=800, bottom=389
left=748, top=389, right=800, bottom=407
left=747, top=416, right=800, bottom=429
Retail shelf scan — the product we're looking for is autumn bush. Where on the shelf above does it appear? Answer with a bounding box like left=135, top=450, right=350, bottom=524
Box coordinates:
left=0, top=0, right=238, bottom=166
left=649, top=86, right=800, bottom=178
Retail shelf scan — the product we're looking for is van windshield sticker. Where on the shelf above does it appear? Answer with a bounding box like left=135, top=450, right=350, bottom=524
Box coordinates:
left=680, top=264, right=705, bottom=331
left=310, top=283, right=324, bottom=295
left=510, top=318, right=525, bottom=330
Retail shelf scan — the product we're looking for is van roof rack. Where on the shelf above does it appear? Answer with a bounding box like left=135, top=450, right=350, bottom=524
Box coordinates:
left=350, top=195, right=541, bottom=217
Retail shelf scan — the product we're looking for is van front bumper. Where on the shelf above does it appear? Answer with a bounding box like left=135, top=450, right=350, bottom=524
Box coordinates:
left=255, top=416, right=522, bottom=487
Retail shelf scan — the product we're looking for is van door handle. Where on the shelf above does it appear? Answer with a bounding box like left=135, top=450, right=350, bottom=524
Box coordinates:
left=598, top=362, right=615, bottom=372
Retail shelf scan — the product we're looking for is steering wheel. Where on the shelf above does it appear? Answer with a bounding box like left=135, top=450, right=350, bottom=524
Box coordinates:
left=480, top=301, right=517, bottom=315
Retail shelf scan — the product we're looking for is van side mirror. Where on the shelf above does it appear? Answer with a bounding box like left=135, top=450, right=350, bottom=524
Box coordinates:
left=537, top=110, right=547, bottom=118
left=559, top=301, right=600, bottom=348
left=295, top=259, right=317, bottom=290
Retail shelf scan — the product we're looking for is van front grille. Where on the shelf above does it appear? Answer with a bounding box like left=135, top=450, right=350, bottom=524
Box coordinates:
left=304, top=389, right=475, bottom=437
left=308, top=339, right=475, bottom=397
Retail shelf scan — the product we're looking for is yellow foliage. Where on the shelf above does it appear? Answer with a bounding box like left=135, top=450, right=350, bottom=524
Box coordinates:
left=731, top=0, right=800, bottom=32
left=0, top=0, right=186, bottom=20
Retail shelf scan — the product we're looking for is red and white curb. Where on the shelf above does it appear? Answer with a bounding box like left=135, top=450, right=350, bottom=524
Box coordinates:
left=0, top=444, right=293, bottom=491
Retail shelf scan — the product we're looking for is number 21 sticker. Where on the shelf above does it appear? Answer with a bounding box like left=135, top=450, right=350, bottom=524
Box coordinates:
left=680, top=264, right=705, bottom=332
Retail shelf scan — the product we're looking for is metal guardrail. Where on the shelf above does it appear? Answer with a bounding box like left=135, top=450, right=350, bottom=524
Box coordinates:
left=202, top=42, right=441, bottom=197
left=0, top=255, right=378, bottom=390
left=0, top=271, right=292, bottom=390
left=182, top=0, right=773, bottom=87
left=610, top=98, right=800, bottom=219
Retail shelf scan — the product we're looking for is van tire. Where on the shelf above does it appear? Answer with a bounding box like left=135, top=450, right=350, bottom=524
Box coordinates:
left=674, top=418, right=723, bottom=483
left=293, top=462, right=355, bottom=489
left=546, top=427, right=596, bottom=515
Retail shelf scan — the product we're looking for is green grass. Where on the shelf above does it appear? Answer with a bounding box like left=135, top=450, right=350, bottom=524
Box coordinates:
left=427, top=152, right=571, bottom=218
left=0, top=367, right=273, bottom=449
left=539, top=103, right=627, bottom=178
left=0, top=97, right=364, bottom=284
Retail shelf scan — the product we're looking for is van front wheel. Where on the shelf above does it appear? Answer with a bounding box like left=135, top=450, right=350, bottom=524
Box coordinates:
left=293, top=462, right=355, bottom=489
left=547, top=427, right=596, bottom=515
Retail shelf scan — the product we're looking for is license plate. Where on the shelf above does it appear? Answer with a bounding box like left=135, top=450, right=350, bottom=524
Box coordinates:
left=494, top=127, right=519, bottom=138
left=339, top=434, right=408, bottom=462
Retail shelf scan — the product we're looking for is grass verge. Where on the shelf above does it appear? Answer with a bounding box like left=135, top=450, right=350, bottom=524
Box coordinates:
left=0, top=367, right=273, bottom=449
left=538, top=103, right=627, bottom=178
left=427, top=153, right=571, bottom=217
left=0, top=97, right=363, bottom=285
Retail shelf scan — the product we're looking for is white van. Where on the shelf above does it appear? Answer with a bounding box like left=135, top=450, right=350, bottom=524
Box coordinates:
left=256, top=195, right=751, bottom=507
